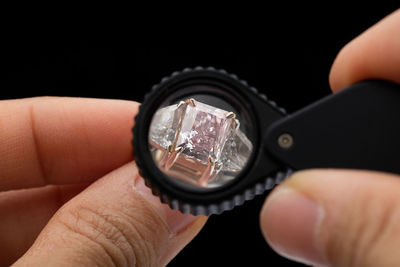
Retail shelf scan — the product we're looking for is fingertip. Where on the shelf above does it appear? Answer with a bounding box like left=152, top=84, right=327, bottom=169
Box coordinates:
left=261, top=169, right=400, bottom=266
left=328, top=42, right=356, bottom=92
left=329, top=9, right=400, bottom=92
left=260, top=186, right=326, bottom=266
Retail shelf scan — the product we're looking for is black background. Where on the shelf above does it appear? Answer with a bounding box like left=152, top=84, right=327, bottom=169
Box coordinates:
left=2, top=5, right=399, bottom=266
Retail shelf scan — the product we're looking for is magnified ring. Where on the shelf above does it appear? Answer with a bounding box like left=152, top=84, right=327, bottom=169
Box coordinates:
left=149, top=98, right=253, bottom=188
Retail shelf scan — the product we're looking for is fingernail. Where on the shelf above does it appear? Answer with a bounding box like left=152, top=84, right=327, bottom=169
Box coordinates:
left=261, top=187, right=326, bottom=266
left=133, top=174, right=198, bottom=234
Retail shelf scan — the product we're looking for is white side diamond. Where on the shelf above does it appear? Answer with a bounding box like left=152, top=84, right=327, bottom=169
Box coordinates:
left=149, top=105, right=177, bottom=148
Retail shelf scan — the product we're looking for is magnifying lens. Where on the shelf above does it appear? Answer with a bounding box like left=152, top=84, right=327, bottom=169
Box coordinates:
left=133, top=67, right=400, bottom=215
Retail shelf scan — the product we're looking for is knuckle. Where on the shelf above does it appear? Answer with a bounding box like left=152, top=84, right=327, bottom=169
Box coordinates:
left=58, top=205, right=135, bottom=266
left=55, top=201, right=167, bottom=267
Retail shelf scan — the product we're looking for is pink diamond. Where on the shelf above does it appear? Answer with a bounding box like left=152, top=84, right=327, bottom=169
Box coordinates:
left=177, top=101, right=232, bottom=164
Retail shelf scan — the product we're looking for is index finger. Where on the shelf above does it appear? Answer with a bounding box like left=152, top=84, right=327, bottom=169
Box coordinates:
left=0, top=97, right=138, bottom=191
left=329, top=9, right=400, bottom=92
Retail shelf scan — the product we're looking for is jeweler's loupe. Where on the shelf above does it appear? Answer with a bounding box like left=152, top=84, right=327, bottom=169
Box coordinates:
left=148, top=89, right=255, bottom=190
left=133, top=67, right=400, bottom=215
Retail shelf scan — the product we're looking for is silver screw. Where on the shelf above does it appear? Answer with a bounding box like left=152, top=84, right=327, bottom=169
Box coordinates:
left=278, top=133, right=294, bottom=149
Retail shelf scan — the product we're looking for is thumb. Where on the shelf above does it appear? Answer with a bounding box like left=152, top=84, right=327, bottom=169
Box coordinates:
left=14, top=162, right=207, bottom=267
left=260, top=169, right=400, bottom=267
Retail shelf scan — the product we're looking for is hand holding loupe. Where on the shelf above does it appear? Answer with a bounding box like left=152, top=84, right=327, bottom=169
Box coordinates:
left=133, top=67, right=400, bottom=215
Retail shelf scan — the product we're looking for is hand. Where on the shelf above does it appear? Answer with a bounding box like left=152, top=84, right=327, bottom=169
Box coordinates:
left=260, top=9, right=400, bottom=267
left=0, top=98, right=206, bottom=266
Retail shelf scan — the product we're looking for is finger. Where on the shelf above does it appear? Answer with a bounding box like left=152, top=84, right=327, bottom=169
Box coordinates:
left=14, top=162, right=207, bottom=267
left=329, top=9, right=400, bottom=92
left=0, top=184, right=88, bottom=266
left=260, top=170, right=400, bottom=266
left=0, top=97, right=138, bottom=191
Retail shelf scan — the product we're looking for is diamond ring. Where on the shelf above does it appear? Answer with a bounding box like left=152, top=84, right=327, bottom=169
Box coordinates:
left=149, top=98, right=253, bottom=188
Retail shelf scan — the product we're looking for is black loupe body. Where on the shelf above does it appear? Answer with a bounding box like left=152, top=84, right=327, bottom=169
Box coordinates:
left=133, top=67, right=400, bottom=215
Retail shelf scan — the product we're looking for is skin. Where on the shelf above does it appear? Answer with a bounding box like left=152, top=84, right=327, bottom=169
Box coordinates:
left=261, top=9, right=400, bottom=267
left=0, top=98, right=206, bottom=266
left=0, top=9, right=398, bottom=266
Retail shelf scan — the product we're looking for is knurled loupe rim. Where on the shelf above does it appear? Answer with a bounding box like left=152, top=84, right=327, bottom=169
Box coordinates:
left=132, top=66, right=289, bottom=215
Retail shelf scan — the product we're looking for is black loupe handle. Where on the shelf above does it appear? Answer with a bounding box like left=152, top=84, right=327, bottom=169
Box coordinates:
left=265, top=80, right=400, bottom=175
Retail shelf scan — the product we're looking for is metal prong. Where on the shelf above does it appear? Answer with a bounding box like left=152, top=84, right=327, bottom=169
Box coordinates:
left=225, top=112, right=236, bottom=119
left=185, top=98, right=196, bottom=107
left=175, top=143, right=185, bottom=152
left=177, top=101, right=186, bottom=108
left=215, top=161, right=223, bottom=172
left=232, top=119, right=240, bottom=131
left=158, top=149, right=170, bottom=169
left=158, top=144, right=174, bottom=170
left=198, top=156, right=216, bottom=187
left=165, top=144, right=184, bottom=171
